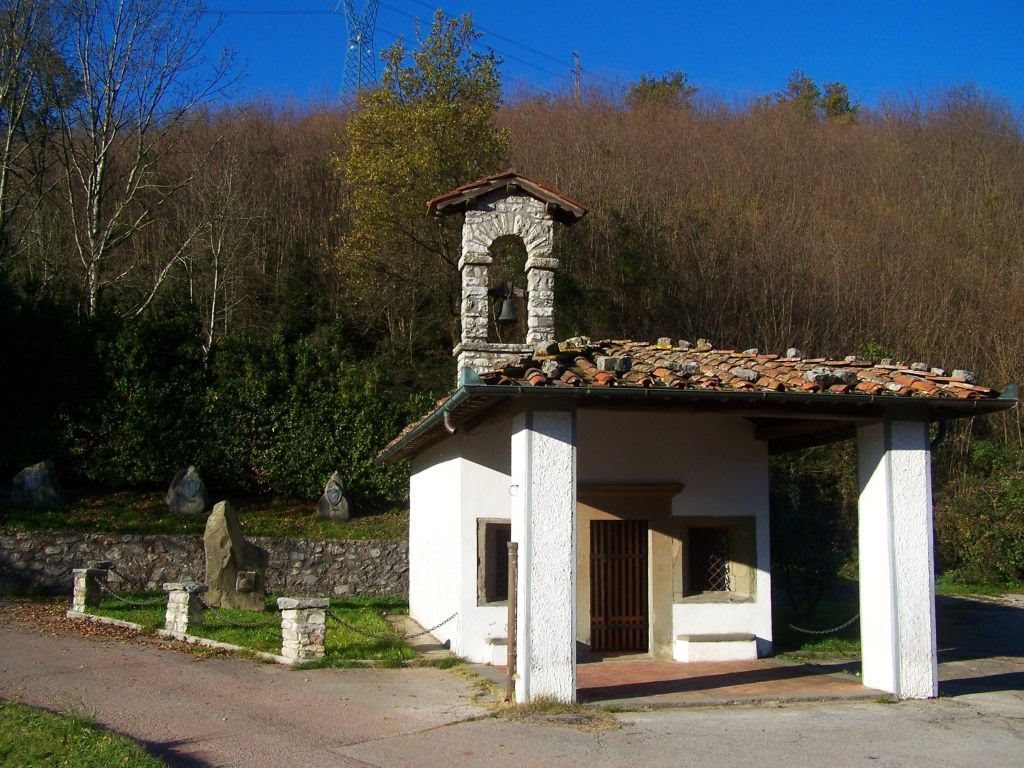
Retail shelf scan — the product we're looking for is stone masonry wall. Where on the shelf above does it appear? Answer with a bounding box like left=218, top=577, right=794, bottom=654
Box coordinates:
left=0, top=532, right=408, bottom=597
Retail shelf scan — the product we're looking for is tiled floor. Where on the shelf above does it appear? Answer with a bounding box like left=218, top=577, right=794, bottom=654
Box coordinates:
left=474, top=656, right=879, bottom=707
left=574, top=656, right=879, bottom=706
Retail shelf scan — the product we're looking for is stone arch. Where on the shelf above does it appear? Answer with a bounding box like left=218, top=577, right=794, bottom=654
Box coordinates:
left=462, top=195, right=554, bottom=266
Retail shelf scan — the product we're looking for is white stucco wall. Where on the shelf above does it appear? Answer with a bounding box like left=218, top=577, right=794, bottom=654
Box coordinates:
left=409, top=406, right=774, bottom=669
left=457, top=416, right=513, bottom=663
left=578, top=410, right=773, bottom=654
left=408, top=439, right=463, bottom=651
left=408, top=417, right=515, bottom=661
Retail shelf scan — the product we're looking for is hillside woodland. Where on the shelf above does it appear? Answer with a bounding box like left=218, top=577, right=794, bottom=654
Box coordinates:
left=1, top=4, right=1021, bottom=585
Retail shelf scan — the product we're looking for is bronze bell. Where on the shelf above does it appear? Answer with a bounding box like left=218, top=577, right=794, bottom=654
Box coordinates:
left=497, top=296, right=517, bottom=324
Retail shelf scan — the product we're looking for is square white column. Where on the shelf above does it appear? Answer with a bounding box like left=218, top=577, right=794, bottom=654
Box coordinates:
left=511, top=408, right=577, bottom=702
left=857, top=419, right=937, bottom=698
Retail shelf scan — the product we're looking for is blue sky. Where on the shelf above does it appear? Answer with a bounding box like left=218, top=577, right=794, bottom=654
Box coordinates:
left=206, top=1, right=1024, bottom=110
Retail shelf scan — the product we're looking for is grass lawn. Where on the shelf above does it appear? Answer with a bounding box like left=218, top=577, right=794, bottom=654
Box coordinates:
left=0, top=699, right=164, bottom=767
left=934, top=572, right=1024, bottom=598
left=87, top=594, right=416, bottom=666
left=0, top=488, right=408, bottom=540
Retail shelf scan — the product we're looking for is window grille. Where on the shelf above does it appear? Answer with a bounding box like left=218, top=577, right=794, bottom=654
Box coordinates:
left=688, top=526, right=733, bottom=594
left=704, top=529, right=732, bottom=592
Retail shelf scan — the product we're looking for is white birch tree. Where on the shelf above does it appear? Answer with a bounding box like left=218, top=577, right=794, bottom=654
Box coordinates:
left=55, top=0, right=233, bottom=316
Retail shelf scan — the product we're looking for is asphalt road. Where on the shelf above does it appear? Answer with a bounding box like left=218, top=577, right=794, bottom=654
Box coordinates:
left=1, top=597, right=1022, bottom=768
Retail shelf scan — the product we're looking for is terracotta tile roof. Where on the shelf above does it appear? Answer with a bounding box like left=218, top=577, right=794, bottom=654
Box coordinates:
left=380, top=337, right=1015, bottom=463
left=426, top=169, right=588, bottom=225
left=477, top=337, right=1000, bottom=400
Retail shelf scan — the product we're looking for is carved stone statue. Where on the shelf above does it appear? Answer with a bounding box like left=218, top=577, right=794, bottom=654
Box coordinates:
left=166, top=466, right=209, bottom=515
left=317, top=471, right=350, bottom=521
left=11, top=460, right=64, bottom=510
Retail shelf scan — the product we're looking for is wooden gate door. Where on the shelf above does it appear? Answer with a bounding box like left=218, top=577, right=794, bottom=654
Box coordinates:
left=590, top=519, right=649, bottom=652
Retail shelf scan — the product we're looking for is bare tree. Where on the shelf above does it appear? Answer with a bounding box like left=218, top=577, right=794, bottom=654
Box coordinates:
left=175, top=131, right=264, bottom=356
left=0, top=0, right=70, bottom=261
left=54, top=0, right=233, bottom=316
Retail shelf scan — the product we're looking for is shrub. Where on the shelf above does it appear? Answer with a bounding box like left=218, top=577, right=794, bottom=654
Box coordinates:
left=68, top=312, right=206, bottom=487
left=935, top=440, right=1024, bottom=583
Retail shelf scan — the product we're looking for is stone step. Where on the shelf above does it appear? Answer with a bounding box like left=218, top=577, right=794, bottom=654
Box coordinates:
left=674, top=633, right=758, bottom=662
left=486, top=636, right=507, bottom=667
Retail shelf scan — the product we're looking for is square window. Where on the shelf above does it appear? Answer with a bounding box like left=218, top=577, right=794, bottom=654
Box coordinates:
left=688, top=526, right=732, bottom=593
left=477, top=519, right=512, bottom=605
left=682, top=518, right=756, bottom=599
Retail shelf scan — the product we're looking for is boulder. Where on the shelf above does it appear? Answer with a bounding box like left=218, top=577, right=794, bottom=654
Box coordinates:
left=203, top=501, right=268, bottom=611
left=166, top=466, right=209, bottom=515
left=317, top=471, right=350, bottom=521
left=11, top=460, right=64, bottom=510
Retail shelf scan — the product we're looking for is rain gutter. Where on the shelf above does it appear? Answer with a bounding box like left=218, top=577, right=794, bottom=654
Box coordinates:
left=380, top=381, right=1018, bottom=464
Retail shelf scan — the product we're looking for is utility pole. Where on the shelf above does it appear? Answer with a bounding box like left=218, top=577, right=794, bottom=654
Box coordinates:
left=339, top=0, right=380, bottom=100
left=571, top=50, right=582, bottom=103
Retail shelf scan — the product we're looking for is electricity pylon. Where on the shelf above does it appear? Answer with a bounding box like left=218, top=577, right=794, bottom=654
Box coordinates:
left=340, top=0, right=380, bottom=99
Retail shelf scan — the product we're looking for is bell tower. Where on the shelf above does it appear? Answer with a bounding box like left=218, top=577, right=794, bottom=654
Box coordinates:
left=427, top=170, right=588, bottom=378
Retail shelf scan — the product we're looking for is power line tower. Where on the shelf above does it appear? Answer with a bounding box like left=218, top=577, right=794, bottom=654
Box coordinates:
left=571, top=51, right=582, bottom=103
left=339, top=0, right=380, bottom=99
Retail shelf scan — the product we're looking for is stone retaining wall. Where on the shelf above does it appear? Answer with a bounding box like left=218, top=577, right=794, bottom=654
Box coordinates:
left=0, top=532, right=408, bottom=597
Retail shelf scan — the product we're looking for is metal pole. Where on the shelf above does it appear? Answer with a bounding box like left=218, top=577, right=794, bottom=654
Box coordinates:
left=506, top=540, right=518, bottom=702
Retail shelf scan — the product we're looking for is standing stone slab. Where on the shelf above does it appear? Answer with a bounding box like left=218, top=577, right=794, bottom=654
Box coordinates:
left=204, top=501, right=269, bottom=611
left=11, top=460, right=64, bottom=510
left=166, top=466, right=209, bottom=515
left=317, top=471, right=350, bottom=521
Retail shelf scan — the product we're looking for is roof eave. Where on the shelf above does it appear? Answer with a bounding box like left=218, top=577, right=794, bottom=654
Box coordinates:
left=379, top=383, right=1018, bottom=464
left=426, top=172, right=588, bottom=224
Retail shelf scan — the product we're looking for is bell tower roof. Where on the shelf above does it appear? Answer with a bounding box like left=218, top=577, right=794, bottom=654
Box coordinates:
left=427, top=169, right=588, bottom=225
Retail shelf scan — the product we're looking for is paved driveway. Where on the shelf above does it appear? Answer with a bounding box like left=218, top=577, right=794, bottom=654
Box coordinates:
left=1, top=597, right=1021, bottom=767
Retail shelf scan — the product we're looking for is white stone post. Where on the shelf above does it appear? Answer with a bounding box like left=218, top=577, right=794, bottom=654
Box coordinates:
left=277, top=597, right=329, bottom=662
left=857, top=419, right=937, bottom=699
left=163, top=582, right=207, bottom=635
left=71, top=566, right=107, bottom=612
left=511, top=408, right=577, bottom=702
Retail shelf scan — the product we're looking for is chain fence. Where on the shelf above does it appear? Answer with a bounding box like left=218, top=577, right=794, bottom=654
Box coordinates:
left=90, top=575, right=166, bottom=607
left=87, top=565, right=455, bottom=640
left=787, top=613, right=860, bottom=635
left=326, top=609, right=457, bottom=642
left=197, top=596, right=280, bottom=628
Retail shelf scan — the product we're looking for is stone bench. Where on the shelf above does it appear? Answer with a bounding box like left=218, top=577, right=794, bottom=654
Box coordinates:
left=486, top=636, right=508, bottom=667
left=674, top=633, right=758, bottom=662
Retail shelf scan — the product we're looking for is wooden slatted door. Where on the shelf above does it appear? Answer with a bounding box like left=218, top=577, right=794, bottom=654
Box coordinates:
left=590, top=520, right=649, bottom=652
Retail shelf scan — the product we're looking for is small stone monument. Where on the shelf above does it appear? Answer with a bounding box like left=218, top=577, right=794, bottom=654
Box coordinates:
left=166, top=466, right=209, bottom=515
left=204, top=500, right=269, bottom=611
left=317, top=471, right=350, bottom=521
left=11, top=460, right=64, bottom=510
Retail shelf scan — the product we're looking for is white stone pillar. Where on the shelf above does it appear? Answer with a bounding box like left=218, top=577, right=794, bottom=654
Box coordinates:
left=511, top=408, right=577, bottom=702
left=163, top=582, right=207, bottom=635
left=277, top=597, right=329, bottom=662
left=856, top=419, right=937, bottom=699
left=71, top=567, right=106, bottom=612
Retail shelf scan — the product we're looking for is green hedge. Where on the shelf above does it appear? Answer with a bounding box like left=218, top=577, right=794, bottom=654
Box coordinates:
left=2, top=305, right=431, bottom=510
